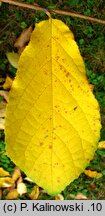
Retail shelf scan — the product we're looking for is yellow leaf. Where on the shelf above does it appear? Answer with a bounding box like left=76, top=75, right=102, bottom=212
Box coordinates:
left=5, top=19, right=101, bottom=195
left=3, top=76, right=13, bottom=90
left=84, top=170, right=102, bottom=178
left=98, top=141, right=105, bottom=149
left=6, top=52, right=20, bottom=68
left=29, top=186, right=39, bottom=200
left=0, top=167, right=10, bottom=177
left=6, top=189, right=19, bottom=200
left=0, top=177, right=14, bottom=188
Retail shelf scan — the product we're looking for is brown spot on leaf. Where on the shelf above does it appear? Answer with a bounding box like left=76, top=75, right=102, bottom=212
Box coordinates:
left=55, top=105, right=58, bottom=108
left=57, top=177, right=60, bottom=183
left=40, top=142, right=44, bottom=146
left=44, top=135, right=48, bottom=139
left=53, top=128, right=56, bottom=131
left=55, top=162, right=58, bottom=166
left=49, top=144, right=52, bottom=149
left=56, top=56, right=59, bottom=60
left=73, top=106, right=78, bottom=111
left=60, top=65, right=62, bottom=70
left=44, top=71, right=48, bottom=75
left=66, top=72, right=70, bottom=77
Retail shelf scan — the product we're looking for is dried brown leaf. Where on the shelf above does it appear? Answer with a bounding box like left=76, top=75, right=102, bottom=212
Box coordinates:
left=75, top=193, right=88, bottom=200
left=88, top=182, right=96, bottom=190
left=0, top=118, right=5, bottom=130
left=0, top=90, right=9, bottom=102
left=12, top=167, right=21, bottom=182
left=17, top=176, right=23, bottom=184
left=14, top=25, right=33, bottom=54
left=29, top=186, right=39, bottom=200
left=70, top=193, right=88, bottom=200
left=0, top=101, right=6, bottom=118
left=0, top=100, right=6, bottom=129
left=0, top=189, right=2, bottom=199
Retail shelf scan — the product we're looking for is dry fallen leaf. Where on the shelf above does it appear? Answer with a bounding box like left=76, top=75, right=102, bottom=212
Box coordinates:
left=6, top=52, right=20, bottom=69
left=3, top=76, right=13, bottom=90
left=24, top=177, right=34, bottom=183
left=12, top=167, right=21, bottom=182
left=17, top=182, right=27, bottom=195
left=88, top=182, right=96, bottom=190
left=98, top=141, right=105, bottom=149
left=55, top=194, right=64, bottom=200
left=0, top=90, right=9, bottom=102
left=0, top=118, right=5, bottom=130
left=17, top=176, right=23, bottom=184
left=0, top=101, right=6, bottom=118
left=70, top=193, right=88, bottom=200
left=6, top=189, right=19, bottom=200
left=0, top=177, right=14, bottom=188
left=0, top=97, right=7, bottom=130
left=0, top=189, right=2, bottom=199
left=29, top=186, right=40, bottom=200
left=14, top=25, right=33, bottom=54
left=84, top=170, right=102, bottom=178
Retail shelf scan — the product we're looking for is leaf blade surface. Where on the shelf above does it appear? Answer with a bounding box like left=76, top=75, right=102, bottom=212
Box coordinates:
left=5, top=19, right=101, bottom=195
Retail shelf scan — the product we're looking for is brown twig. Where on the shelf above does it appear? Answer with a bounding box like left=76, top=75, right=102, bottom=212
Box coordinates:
left=1, top=0, right=105, bottom=25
